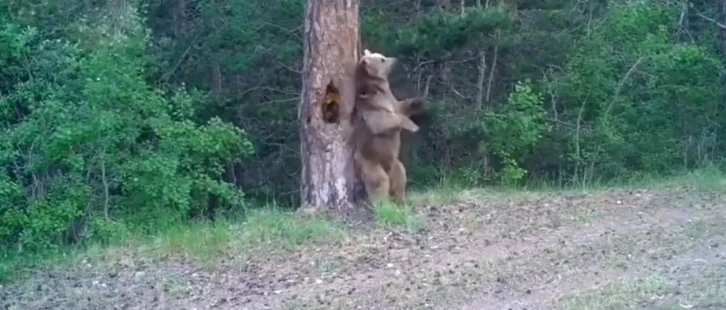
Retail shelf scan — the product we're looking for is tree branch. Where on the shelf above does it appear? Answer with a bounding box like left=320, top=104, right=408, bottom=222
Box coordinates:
left=694, top=11, right=726, bottom=30
left=604, top=57, right=643, bottom=120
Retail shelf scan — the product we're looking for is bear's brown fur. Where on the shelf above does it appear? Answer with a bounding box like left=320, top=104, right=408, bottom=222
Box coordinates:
left=355, top=49, right=419, bottom=134
left=352, top=49, right=425, bottom=205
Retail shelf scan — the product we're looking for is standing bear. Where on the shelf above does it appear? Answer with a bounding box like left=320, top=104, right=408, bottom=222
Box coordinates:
left=353, top=49, right=425, bottom=205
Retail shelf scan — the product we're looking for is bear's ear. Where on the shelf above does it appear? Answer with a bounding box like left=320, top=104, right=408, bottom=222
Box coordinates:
left=364, top=49, right=371, bottom=56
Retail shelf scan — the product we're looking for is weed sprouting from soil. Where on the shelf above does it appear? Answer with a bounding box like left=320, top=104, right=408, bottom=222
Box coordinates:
left=236, top=207, right=347, bottom=248
left=373, top=202, right=427, bottom=234
left=155, top=221, right=232, bottom=263
left=408, top=185, right=463, bottom=205
left=405, top=215, right=427, bottom=233
left=558, top=275, right=671, bottom=310
left=374, top=202, right=412, bottom=226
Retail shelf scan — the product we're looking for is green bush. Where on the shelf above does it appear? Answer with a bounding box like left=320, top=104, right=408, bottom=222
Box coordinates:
left=0, top=5, right=253, bottom=252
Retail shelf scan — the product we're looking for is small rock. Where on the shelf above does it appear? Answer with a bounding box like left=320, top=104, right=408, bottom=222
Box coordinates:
left=394, top=269, right=402, bottom=277
left=134, top=271, right=146, bottom=279
left=315, top=279, right=323, bottom=284
left=93, top=280, right=100, bottom=286
left=386, top=263, right=394, bottom=268
left=616, top=200, right=622, bottom=204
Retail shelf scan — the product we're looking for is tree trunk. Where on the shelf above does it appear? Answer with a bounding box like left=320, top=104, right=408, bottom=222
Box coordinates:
left=721, top=0, right=726, bottom=61
left=210, top=62, right=221, bottom=99
left=485, top=35, right=499, bottom=103
left=474, top=0, right=488, bottom=110
left=475, top=52, right=487, bottom=109
left=438, top=0, right=453, bottom=88
left=299, top=0, right=362, bottom=212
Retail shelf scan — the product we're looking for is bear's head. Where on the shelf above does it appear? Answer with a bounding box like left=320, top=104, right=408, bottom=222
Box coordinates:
left=357, top=49, right=396, bottom=80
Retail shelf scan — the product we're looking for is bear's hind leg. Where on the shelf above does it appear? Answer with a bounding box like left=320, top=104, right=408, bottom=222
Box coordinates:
left=359, top=158, right=391, bottom=205
left=388, top=159, right=408, bottom=205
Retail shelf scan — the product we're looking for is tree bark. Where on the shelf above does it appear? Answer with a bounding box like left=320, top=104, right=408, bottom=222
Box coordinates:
left=299, top=0, right=362, bottom=212
left=475, top=52, right=487, bottom=109
left=438, top=0, right=452, bottom=89
left=474, top=0, right=488, bottom=110
left=721, top=0, right=726, bottom=61
left=485, top=35, right=498, bottom=103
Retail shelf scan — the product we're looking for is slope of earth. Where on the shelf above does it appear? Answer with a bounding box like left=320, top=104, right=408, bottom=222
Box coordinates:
left=2, top=186, right=725, bottom=310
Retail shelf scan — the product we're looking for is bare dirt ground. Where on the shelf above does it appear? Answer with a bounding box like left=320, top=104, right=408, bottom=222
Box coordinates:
left=2, top=186, right=725, bottom=310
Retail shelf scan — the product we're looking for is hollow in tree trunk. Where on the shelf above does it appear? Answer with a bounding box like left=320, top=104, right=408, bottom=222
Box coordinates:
left=298, top=0, right=363, bottom=212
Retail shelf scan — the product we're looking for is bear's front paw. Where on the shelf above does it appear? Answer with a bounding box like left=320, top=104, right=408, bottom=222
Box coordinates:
left=408, top=98, right=425, bottom=112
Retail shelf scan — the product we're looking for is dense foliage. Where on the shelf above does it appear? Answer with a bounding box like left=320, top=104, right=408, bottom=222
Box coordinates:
left=1, top=0, right=725, bottom=252
left=0, top=1, right=253, bottom=252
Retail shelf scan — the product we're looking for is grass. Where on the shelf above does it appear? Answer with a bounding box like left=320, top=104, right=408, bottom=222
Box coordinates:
left=369, top=166, right=726, bottom=232
left=149, top=219, right=234, bottom=269
left=670, top=269, right=726, bottom=309
left=558, top=275, right=671, bottom=310
left=145, top=207, right=347, bottom=267
left=407, top=165, right=726, bottom=207
left=557, top=268, right=726, bottom=310
left=374, top=201, right=412, bottom=226
left=0, top=206, right=347, bottom=283
left=2, top=166, right=724, bottom=285
left=163, top=276, right=191, bottom=297
left=373, top=201, right=427, bottom=233
left=236, top=207, right=346, bottom=247
left=149, top=206, right=348, bottom=262
left=408, top=184, right=463, bottom=205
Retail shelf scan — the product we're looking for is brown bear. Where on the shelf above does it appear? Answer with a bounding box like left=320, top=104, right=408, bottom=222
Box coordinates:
left=355, top=49, right=420, bottom=135
left=352, top=49, right=424, bottom=205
